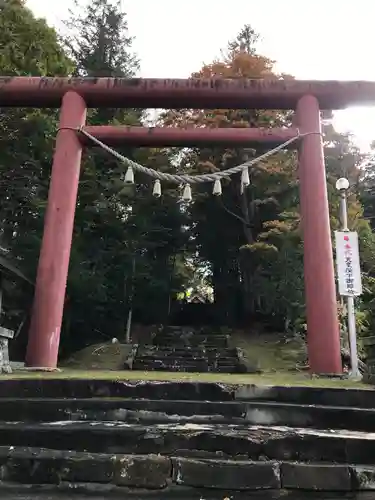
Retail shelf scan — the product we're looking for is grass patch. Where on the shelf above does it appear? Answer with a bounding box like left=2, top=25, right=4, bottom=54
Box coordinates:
left=230, top=331, right=307, bottom=372
left=5, top=330, right=371, bottom=389
left=62, top=343, right=131, bottom=370
left=1, top=368, right=370, bottom=389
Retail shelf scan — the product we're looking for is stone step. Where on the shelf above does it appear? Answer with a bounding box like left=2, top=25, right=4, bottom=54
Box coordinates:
left=134, top=355, right=239, bottom=364
left=132, top=362, right=240, bottom=373
left=0, top=422, right=373, bottom=462
left=151, top=339, right=221, bottom=345
left=0, top=398, right=374, bottom=431
left=133, top=361, right=241, bottom=369
left=1, top=380, right=375, bottom=408
left=0, top=446, right=171, bottom=488
left=0, top=380, right=235, bottom=400
left=134, top=353, right=221, bottom=361
left=134, top=355, right=210, bottom=362
left=133, top=358, right=239, bottom=367
left=152, top=337, right=229, bottom=347
left=154, top=332, right=228, bottom=339
left=132, top=362, right=208, bottom=369
left=0, top=446, right=373, bottom=493
left=211, top=366, right=240, bottom=373
left=132, top=363, right=212, bottom=372
left=217, top=358, right=241, bottom=364
left=152, top=343, right=229, bottom=350
left=137, top=346, right=237, bottom=355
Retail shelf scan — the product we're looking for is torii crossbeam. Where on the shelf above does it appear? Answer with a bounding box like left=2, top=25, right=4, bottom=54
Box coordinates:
left=2, top=77, right=373, bottom=374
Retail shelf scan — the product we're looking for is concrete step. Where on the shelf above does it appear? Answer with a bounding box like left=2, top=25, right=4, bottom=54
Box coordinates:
left=0, top=446, right=373, bottom=493
left=1, top=380, right=375, bottom=408
left=0, top=421, right=373, bottom=462
left=0, top=398, right=374, bottom=431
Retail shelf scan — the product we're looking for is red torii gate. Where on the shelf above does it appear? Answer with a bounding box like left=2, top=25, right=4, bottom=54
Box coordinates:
left=1, top=77, right=374, bottom=374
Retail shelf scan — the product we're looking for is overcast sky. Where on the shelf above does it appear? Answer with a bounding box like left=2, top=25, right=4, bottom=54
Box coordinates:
left=27, top=0, right=375, bottom=150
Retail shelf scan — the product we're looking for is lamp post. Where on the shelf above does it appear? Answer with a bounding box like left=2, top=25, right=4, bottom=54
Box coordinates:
left=335, top=177, right=360, bottom=379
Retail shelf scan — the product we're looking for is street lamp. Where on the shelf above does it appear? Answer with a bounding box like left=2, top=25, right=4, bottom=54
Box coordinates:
left=335, top=177, right=360, bottom=379
left=336, top=178, right=350, bottom=230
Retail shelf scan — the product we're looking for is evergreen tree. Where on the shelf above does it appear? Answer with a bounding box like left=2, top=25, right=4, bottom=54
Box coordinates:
left=60, top=0, right=189, bottom=350
left=162, top=24, right=375, bottom=338
left=64, top=0, right=140, bottom=124
left=0, top=0, right=72, bottom=262
left=0, top=0, right=72, bottom=347
left=163, top=25, right=295, bottom=325
left=64, top=0, right=139, bottom=78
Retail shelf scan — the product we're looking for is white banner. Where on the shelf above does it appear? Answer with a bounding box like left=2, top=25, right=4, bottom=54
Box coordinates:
left=335, top=231, right=362, bottom=297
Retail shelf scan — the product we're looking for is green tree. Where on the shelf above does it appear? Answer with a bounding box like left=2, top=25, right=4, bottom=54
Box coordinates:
left=60, top=0, right=189, bottom=351
left=0, top=0, right=72, bottom=264
left=0, top=0, right=72, bottom=345
left=163, top=25, right=296, bottom=325
left=162, top=24, right=375, bottom=339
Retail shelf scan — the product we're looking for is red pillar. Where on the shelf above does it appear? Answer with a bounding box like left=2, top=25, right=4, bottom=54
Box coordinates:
left=296, top=95, right=342, bottom=374
left=26, top=92, right=87, bottom=368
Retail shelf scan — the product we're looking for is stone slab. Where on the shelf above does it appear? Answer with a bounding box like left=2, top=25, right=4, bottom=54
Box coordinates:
left=0, top=448, right=171, bottom=489
left=1, top=455, right=62, bottom=484
left=2, top=489, right=375, bottom=500
left=172, top=457, right=280, bottom=490
left=114, top=454, right=170, bottom=488
left=59, top=453, right=115, bottom=483
left=351, top=466, right=375, bottom=490
left=1, top=398, right=375, bottom=432
left=234, top=385, right=375, bottom=408
left=0, top=422, right=373, bottom=461
left=1, top=447, right=375, bottom=495
left=2, top=493, right=375, bottom=500
left=0, top=380, right=375, bottom=409
left=281, top=462, right=352, bottom=491
left=0, top=380, right=235, bottom=401
left=136, top=346, right=235, bottom=353
left=132, top=364, right=211, bottom=373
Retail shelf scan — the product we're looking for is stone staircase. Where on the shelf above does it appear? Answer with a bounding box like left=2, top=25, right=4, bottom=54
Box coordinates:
left=0, top=379, right=374, bottom=497
left=132, top=326, right=248, bottom=373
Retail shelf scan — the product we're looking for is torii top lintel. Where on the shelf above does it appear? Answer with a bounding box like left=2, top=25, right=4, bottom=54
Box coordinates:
left=1, top=77, right=375, bottom=109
